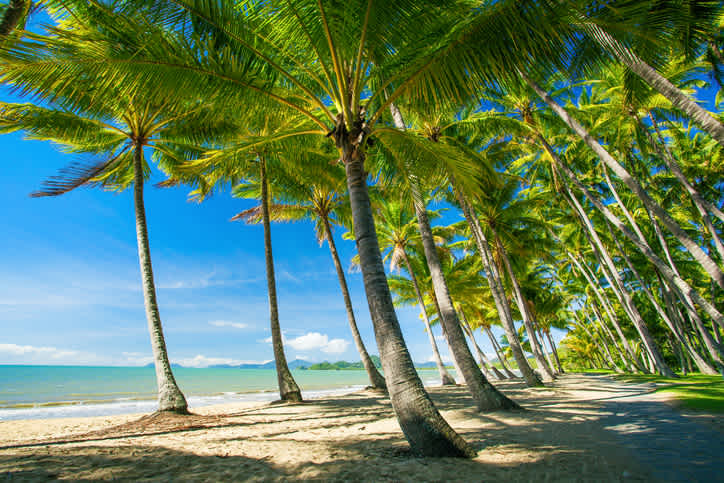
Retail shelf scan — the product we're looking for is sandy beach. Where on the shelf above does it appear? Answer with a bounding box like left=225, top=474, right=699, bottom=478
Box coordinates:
left=1, top=373, right=721, bottom=481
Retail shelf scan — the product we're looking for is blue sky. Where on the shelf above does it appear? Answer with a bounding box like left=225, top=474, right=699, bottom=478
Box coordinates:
left=0, top=11, right=568, bottom=369
left=1, top=109, right=559, bottom=367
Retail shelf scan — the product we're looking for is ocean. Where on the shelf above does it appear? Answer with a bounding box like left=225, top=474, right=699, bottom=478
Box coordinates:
left=0, top=365, right=448, bottom=421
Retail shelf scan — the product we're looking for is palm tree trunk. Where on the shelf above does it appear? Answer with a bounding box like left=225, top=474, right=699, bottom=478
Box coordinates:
left=459, top=310, right=506, bottom=380
left=341, top=140, right=474, bottom=457
left=584, top=23, right=724, bottom=147
left=484, top=327, right=517, bottom=378
left=567, top=250, right=640, bottom=371
left=523, top=72, right=724, bottom=289
left=607, top=219, right=723, bottom=374
left=401, top=252, right=456, bottom=386
left=390, top=103, right=519, bottom=410
left=430, top=291, right=465, bottom=383
left=494, top=232, right=555, bottom=381
left=586, top=305, right=626, bottom=373
left=544, top=330, right=564, bottom=373
left=132, top=145, right=187, bottom=414
left=321, top=216, right=386, bottom=391
left=537, top=327, right=557, bottom=375
left=577, top=318, right=617, bottom=370
left=260, top=157, right=302, bottom=402
left=600, top=170, right=720, bottom=374
left=451, top=181, right=541, bottom=386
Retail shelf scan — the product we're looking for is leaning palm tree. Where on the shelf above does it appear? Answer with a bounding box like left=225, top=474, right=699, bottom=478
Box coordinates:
left=231, top=159, right=386, bottom=392
left=230, top=153, right=303, bottom=402
left=0, top=90, right=230, bottom=412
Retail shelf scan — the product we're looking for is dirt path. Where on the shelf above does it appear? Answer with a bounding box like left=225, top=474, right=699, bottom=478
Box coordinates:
left=0, top=373, right=720, bottom=481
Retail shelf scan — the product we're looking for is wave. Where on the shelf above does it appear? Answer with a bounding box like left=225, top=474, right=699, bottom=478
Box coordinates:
left=0, top=384, right=368, bottom=421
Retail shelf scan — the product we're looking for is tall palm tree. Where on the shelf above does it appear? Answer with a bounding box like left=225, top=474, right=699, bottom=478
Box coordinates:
left=0, top=90, right=228, bottom=412
left=371, top=199, right=456, bottom=386
left=386, top=104, right=520, bottom=408
left=231, top=161, right=386, bottom=391
left=231, top=154, right=303, bottom=402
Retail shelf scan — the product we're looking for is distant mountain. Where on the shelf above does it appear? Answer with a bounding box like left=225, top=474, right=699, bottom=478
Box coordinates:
left=144, top=362, right=185, bottom=368
left=233, top=359, right=312, bottom=370
left=413, top=361, right=438, bottom=369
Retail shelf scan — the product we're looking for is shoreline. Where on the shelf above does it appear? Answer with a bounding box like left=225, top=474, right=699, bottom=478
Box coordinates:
left=0, top=384, right=370, bottom=422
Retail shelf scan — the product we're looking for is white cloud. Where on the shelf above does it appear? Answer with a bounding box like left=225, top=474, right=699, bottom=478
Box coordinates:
left=0, top=343, right=78, bottom=359
left=208, top=320, right=248, bottom=329
left=287, top=332, right=349, bottom=354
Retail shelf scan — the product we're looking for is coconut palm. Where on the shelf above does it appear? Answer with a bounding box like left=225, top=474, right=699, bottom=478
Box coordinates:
left=0, top=92, right=230, bottom=413
left=230, top=160, right=386, bottom=391
left=230, top=153, right=304, bottom=402
left=370, top=199, right=456, bottom=386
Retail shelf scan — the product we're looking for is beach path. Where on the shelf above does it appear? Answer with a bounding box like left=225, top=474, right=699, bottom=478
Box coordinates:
left=0, top=373, right=721, bottom=481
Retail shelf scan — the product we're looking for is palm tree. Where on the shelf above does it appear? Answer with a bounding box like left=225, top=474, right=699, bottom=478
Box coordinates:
left=371, top=199, right=456, bottom=386
left=0, top=89, right=228, bottom=412
left=386, top=104, right=520, bottom=408
left=231, top=160, right=386, bottom=391
left=231, top=154, right=303, bottom=402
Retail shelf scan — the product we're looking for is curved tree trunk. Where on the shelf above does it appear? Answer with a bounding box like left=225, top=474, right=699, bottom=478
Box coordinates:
left=451, top=181, right=542, bottom=386
left=586, top=306, right=626, bottom=373
left=494, top=232, right=555, bottom=382
left=342, top=140, right=474, bottom=457
left=567, top=250, right=640, bottom=371
left=260, top=157, right=302, bottom=402
left=133, top=145, right=187, bottom=414
left=585, top=23, right=724, bottom=148
left=608, top=225, right=721, bottom=375
left=537, top=327, right=557, bottom=375
left=430, top=291, right=465, bottom=383
left=412, top=192, right=519, bottom=409
left=401, top=252, right=456, bottom=386
left=523, top=72, right=724, bottom=289
left=321, top=217, right=387, bottom=391
left=390, top=103, right=519, bottom=409
left=485, top=327, right=517, bottom=379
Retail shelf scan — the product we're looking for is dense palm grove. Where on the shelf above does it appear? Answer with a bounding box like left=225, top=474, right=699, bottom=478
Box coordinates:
left=1, top=0, right=722, bottom=457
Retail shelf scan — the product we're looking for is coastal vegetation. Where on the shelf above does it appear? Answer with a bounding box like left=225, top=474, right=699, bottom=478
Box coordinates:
left=1, top=0, right=722, bottom=460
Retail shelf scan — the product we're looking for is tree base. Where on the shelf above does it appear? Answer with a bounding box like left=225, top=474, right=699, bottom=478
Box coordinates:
left=281, top=390, right=303, bottom=403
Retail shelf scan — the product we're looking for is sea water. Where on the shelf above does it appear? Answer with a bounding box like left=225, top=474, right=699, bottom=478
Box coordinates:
left=0, top=365, right=449, bottom=420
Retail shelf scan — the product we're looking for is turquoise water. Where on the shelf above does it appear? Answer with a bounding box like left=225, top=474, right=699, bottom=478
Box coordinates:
left=0, top=365, right=447, bottom=420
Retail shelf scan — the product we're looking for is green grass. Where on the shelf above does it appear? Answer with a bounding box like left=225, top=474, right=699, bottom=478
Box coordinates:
left=612, top=373, right=724, bottom=413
